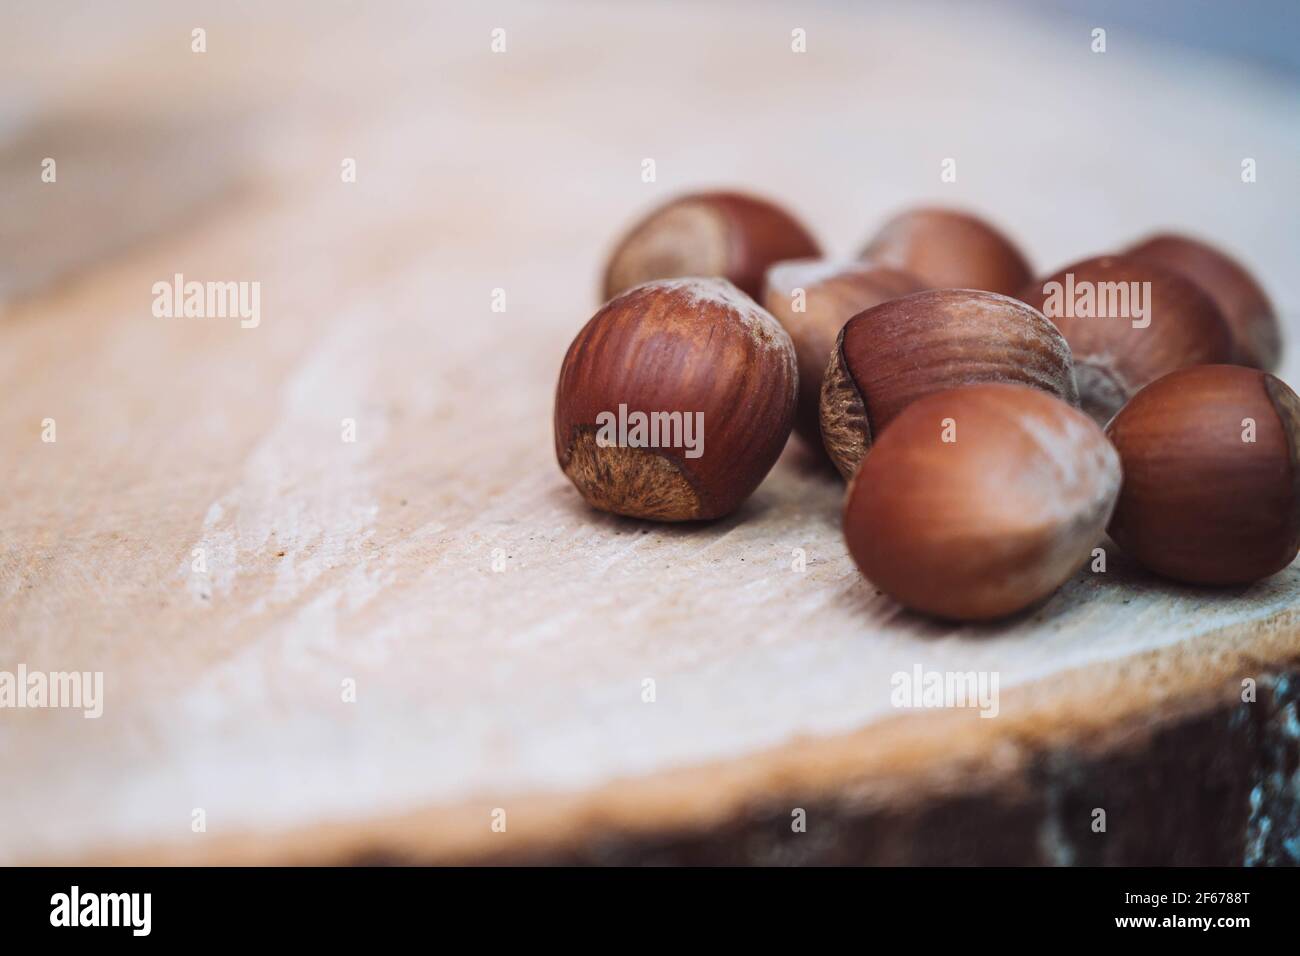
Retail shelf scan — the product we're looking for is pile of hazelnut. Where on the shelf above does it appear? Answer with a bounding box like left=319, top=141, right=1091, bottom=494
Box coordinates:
left=554, top=192, right=1299, bottom=621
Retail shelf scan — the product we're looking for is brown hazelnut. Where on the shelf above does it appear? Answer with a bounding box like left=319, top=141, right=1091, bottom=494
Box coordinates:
left=1125, top=233, right=1282, bottom=371
left=1105, top=364, right=1300, bottom=585
left=554, top=278, right=797, bottom=521
left=819, top=289, right=1077, bottom=479
left=602, top=191, right=821, bottom=301
left=1019, top=254, right=1234, bottom=423
left=843, top=383, right=1121, bottom=621
left=859, top=208, right=1033, bottom=295
left=761, top=259, right=925, bottom=449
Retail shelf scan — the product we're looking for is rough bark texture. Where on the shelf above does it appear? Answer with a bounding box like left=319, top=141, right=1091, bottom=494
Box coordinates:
left=342, top=668, right=1300, bottom=866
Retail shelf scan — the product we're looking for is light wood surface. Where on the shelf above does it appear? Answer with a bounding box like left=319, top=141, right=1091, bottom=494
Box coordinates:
left=1, top=0, right=1297, bottom=865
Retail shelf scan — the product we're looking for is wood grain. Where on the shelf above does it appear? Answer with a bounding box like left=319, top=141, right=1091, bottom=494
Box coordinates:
left=1, top=0, right=1297, bottom=865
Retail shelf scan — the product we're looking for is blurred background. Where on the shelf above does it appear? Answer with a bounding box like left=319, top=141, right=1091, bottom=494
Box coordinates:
left=1017, top=0, right=1300, bottom=74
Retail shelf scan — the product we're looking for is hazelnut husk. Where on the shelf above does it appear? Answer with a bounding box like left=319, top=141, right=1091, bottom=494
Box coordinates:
left=1125, top=233, right=1282, bottom=371
left=843, top=383, right=1121, bottom=621
left=1105, top=364, right=1300, bottom=585
left=761, top=259, right=924, bottom=450
left=819, top=289, right=1077, bottom=480
left=602, top=191, right=821, bottom=301
left=555, top=278, right=797, bottom=521
left=859, top=208, right=1033, bottom=295
left=1019, top=254, right=1234, bottom=423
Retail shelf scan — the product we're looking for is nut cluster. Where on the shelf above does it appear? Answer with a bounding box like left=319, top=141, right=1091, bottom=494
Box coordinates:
left=555, top=192, right=1296, bottom=621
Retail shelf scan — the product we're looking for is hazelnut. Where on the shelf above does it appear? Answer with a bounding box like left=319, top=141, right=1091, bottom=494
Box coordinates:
left=819, top=289, right=1077, bottom=480
left=1125, top=233, right=1282, bottom=371
left=761, top=259, right=925, bottom=449
left=602, top=191, right=821, bottom=302
left=843, top=383, right=1121, bottom=621
left=1105, top=364, right=1300, bottom=585
left=554, top=278, right=797, bottom=521
left=1019, top=254, right=1234, bottom=423
left=859, top=208, right=1033, bottom=295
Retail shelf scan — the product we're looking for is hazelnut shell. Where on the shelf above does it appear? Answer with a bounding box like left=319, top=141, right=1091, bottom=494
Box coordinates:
left=761, top=259, right=925, bottom=449
left=859, top=208, right=1033, bottom=295
left=602, top=191, right=821, bottom=301
left=819, top=289, right=1078, bottom=479
left=1019, top=254, right=1234, bottom=423
left=555, top=278, right=797, bottom=521
left=1105, top=364, right=1300, bottom=585
left=843, top=383, right=1121, bottom=621
left=1125, top=233, right=1281, bottom=371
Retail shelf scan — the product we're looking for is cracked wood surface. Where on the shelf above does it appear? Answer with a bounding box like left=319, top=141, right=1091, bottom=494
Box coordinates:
left=0, top=0, right=1297, bottom=864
